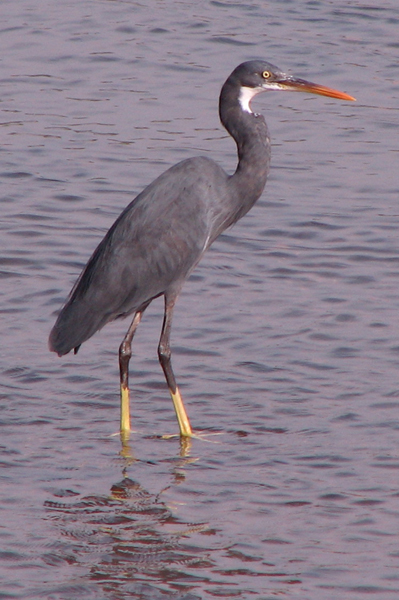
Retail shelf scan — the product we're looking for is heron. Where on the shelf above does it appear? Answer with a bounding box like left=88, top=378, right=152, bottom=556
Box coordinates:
left=49, top=60, right=355, bottom=438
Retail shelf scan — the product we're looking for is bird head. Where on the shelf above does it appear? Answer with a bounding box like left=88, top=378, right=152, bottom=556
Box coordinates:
left=231, top=60, right=355, bottom=113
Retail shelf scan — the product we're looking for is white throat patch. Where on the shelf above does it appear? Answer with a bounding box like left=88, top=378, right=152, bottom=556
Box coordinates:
left=238, top=86, right=263, bottom=113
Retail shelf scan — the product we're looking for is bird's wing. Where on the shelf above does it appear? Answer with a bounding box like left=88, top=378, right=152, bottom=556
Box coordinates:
left=71, top=157, right=226, bottom=319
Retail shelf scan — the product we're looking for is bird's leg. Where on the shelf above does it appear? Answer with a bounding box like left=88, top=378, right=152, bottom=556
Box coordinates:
left=158, top=294, right=192, bottom=437
left=119, top=311, right=142, bottom=435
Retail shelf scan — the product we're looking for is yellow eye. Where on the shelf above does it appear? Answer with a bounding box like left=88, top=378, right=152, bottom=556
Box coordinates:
left=262, top=70, right=271, bottom=79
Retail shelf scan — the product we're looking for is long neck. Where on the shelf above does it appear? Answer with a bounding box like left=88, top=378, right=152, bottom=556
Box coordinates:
left=219, top=81, right=271, bottom=223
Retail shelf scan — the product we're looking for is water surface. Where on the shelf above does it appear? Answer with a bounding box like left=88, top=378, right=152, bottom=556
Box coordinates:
left=1, top=1, right=399, bottom=598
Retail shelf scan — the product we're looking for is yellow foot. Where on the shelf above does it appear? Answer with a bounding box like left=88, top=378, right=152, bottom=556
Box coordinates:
left=109, top=429, right=135, bottom=438
left=120, top=384, right=131, bottom=433
left=159, top=430, right=224, bottom=443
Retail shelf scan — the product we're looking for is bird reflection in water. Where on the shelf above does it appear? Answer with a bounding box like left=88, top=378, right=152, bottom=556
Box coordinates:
left=44, top=448, right=210, bottom=598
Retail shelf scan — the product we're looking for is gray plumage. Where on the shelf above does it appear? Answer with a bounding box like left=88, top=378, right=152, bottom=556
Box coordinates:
left=48, top=60, right=354, bottom=436
left=50, top=61, right=271, bottom=356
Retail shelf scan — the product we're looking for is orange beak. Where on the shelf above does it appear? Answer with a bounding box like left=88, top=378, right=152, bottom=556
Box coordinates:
left=277, top=77, right=356, bottom=101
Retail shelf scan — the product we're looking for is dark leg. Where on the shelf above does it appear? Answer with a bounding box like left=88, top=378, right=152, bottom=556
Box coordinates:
left=119, top=311, right=143, bottom=434
left=158, top=292, right=192, bottom=437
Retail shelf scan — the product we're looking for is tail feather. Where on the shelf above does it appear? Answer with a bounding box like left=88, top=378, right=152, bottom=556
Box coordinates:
left=49, top=298, right=109, bottom=356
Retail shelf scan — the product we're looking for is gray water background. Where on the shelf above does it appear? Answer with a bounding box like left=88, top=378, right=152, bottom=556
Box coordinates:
left=1, top=1, right=399, bottom=598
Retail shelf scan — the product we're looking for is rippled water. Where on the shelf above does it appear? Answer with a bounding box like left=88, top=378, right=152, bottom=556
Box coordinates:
left=2, top=1, right=399, bottom=598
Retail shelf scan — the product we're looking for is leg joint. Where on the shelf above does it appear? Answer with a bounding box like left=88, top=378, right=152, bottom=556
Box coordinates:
left=158, top=342, right=171, bottom=364
left=119, top=340, right=132, bottom=360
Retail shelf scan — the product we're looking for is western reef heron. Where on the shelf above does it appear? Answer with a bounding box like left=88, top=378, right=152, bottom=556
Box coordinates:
left=49, top=60, right=355, bottom=438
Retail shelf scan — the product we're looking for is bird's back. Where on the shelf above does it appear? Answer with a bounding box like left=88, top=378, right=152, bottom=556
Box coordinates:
left=49, top=156, right=230, bottom=356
